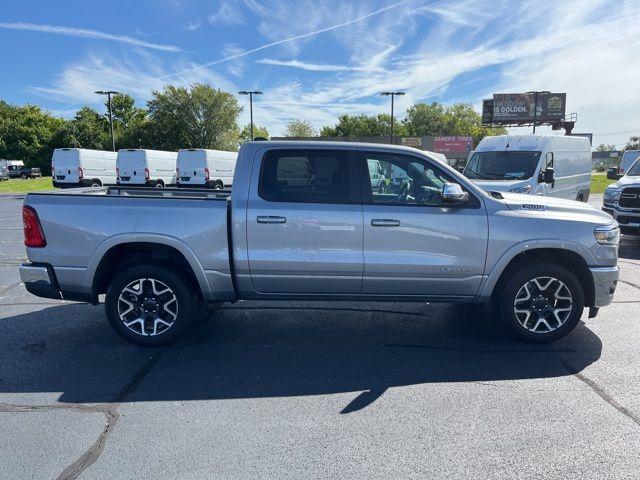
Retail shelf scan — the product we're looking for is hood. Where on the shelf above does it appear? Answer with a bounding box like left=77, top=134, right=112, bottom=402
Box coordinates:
left=497, top=192, right=615, bottom=225
left=610, top=175, right=640, bottom=189
left=472, top=179, right=529, bottom=192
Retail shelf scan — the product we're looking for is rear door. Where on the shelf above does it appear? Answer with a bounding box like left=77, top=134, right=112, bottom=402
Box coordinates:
left=246, top=148, right=363, bottom=294
left=358, top=150, right=488, bottom=298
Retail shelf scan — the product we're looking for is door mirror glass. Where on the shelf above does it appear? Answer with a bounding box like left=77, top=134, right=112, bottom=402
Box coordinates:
left=441, top=182, right=469, bottom=204
left=543, top=167, right=555, bottom=184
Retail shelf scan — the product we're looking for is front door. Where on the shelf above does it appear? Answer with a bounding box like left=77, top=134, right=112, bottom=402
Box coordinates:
left=358, top=151, right=488, bottom=298
left=246, top=148, right=363, bottom=294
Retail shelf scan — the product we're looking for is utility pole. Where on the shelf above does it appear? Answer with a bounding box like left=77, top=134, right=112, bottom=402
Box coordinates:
left=94, top=90, right=121, bottom=151
left=380, top=91, right=405, bottom=144
left=238, top=91, right=263, bottom=140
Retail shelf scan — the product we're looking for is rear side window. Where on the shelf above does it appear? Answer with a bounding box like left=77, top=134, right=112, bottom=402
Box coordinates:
left=259, top=150, right=354, bottom=204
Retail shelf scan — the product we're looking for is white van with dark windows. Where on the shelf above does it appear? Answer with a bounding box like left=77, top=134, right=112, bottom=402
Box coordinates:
left=52, top=149, right=117, bottom=188
left=117, top=149, right=177, bottom=188
left=464, top=135, right=592, bottom=201
left=176, top=149, right=236, bottom=189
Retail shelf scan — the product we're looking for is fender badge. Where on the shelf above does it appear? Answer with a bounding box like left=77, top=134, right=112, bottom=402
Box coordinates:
left=521, top=204, right=546, bottom=211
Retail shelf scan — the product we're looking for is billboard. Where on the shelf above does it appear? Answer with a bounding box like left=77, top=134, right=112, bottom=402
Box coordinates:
left=433, top=136, right=473, bottom=154
left=483, top=93, right=566, bottom=125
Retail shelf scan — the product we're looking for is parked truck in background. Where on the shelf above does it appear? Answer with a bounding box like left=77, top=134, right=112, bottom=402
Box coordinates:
left=176, top=149, right=237, bottom=189
left=20, top=141, right=619, bottom=346
left=117, top=149, right=177, bottom=188
left=464, top=135, right=592, bottom=201
left=52, top=148, right=118, bottom=188
left=603, top=157, right=640, bottom=235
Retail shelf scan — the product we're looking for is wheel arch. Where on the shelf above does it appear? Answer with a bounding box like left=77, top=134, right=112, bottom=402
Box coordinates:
left=87, top=235, right=211, bottom=304
left=486, top=246, right=595, bottom=308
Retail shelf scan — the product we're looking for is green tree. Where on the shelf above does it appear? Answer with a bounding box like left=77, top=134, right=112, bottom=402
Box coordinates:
left=147, top=83, right=242, bottom=151
left=239, top=123, right=270, bottom=145
left=596, top=143, right=616, bottom=152
left=320, top=113, right=404, bottom=137
left=624, top=136, right=640, bottom=151
left=0, top=101, right=67, bottom=174
left=282, top=119, right=316, bottom=137
left=58, top=106, right=110, bottom=150
left=403, top=102, right=505, bottom=145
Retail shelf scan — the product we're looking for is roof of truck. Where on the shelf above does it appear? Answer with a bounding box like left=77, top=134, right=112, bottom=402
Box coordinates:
left=242, top=140, right=434, bottom=155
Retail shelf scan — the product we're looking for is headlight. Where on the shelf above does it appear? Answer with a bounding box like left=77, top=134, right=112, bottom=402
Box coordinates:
left=594, top=225, right=620, bottom=245
left=603, top=188, right=620, bottom=203
left=508, top=185, right=532, bottom=194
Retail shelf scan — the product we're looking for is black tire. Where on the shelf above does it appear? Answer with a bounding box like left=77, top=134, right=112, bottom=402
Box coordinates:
left=498, top=262, right=584, bottom=343
left=155, top=180, right=164, bottom=188
left=20, top=173, right=28, bottom=179
left=90, top=179, right=102, bottom=187
left=105, top=264, right=196, bottom=346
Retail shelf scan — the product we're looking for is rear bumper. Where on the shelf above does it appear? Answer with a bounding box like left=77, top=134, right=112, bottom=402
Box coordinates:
left=19, top=263, right=61, bottom=300
left=590, top=266, right=619, bottom=307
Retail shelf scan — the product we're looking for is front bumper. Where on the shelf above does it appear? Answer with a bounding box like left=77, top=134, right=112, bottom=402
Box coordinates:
left=603, top=204, right=640, bottom=230
left=19, top=263, right=61, bottom=300
left=590, top=266, right=619, bottom=307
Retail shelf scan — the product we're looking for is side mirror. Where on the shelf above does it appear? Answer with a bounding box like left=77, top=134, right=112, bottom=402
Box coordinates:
left=457, top=167, right=465, bottom=174
left=442, top=182, right=469, bottom=205
left=543, top=168, right=555, bottom=184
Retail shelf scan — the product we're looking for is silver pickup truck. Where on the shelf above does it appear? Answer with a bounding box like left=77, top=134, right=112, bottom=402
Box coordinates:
left=20, top=141, right=620, bottom=345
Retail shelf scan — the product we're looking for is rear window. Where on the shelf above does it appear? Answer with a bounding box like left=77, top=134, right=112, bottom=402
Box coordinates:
left=258, top=150, right=352, bottom=204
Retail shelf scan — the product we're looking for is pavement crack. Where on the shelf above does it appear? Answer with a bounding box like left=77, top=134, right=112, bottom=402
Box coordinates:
left=0, top=281, right=21, bottom=295
left=562, top=361, right=640, bottom=428
left=618, top=279, right=640, bottom=291
left=56, top=349, right=166, bottom=480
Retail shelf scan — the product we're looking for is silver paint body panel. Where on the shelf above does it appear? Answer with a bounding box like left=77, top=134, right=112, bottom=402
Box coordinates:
left=23, top=141, right=618, bottom=308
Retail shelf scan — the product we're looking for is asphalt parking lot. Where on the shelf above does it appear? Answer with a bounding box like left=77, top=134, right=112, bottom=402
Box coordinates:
left=1, top=193, right=639, bottom=479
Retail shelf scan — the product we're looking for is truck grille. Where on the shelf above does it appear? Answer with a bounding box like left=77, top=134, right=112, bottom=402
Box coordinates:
left=619, top=188, right=640, bottom=208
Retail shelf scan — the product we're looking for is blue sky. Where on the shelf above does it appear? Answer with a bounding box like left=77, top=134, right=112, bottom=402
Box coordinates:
left=1, top=0, right=639, bottom=146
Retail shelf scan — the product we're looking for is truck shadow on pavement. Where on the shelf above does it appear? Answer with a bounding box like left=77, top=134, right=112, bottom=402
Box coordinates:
left=0, top=301, right=602, bottom=413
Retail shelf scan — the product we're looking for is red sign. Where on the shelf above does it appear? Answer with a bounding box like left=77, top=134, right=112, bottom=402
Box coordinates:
left=433, top=136, right=473, bottom=154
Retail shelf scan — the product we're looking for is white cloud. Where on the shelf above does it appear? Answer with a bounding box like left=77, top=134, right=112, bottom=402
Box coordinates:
left=29, top=51, right=237, bottom=106
left=256, top=58, right=382, bottom=72
left=208, top=1, right=245, bottom=25
left=0, top=22, right=181, bottom=52
left=183, top=20, right=201, bottom=31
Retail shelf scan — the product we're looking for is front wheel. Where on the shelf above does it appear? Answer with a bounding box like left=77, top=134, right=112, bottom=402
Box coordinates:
left=498, top=262, right=584, bottom=342
left=105, top=265, right=196, bottom=346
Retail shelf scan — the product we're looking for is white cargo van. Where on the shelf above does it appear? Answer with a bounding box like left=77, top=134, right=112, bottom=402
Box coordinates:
left=176, top=149, right=236, bottom=189
left=464, top=135, right=592, bottom=201
left=117, top=149, right=177, bottom=187
left=52, top=149, right=117, bottom=188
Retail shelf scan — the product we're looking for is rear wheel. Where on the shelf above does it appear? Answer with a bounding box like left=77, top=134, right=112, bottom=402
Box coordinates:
left=498, top=262, right=584, bottom=342
left=105, top=265, right=196, bottom=346
left=90, top=179, right=102, bottom=187
left=155, top=180, right=164, bottom=189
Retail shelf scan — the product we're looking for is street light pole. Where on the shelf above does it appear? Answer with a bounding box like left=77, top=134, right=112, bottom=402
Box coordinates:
left=380, top=91, right=405, bottom=144
left=95, top=90, right=121, bottom=151
left=238, top=90, right=263, bottom=140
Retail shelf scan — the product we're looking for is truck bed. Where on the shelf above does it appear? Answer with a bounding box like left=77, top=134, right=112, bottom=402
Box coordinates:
left=31, top=185, right=232, bottom=200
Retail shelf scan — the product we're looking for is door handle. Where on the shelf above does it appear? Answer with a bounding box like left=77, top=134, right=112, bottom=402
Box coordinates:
left=257, top=215, right=287, bottom=224
left=371, top=218, right=400, bottom=227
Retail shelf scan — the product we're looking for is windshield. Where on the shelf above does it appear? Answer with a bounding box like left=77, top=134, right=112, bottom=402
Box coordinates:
left=464, top=151, right=541, bottom=180
left=627, top=159, right=640, bottom=176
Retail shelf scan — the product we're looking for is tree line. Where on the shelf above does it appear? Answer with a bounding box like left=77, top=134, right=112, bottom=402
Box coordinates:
left=2, top=82, right=510, bottom=174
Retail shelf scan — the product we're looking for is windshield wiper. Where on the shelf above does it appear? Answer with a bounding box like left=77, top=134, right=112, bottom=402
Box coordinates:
left=464, top=166, right=492, bottom=180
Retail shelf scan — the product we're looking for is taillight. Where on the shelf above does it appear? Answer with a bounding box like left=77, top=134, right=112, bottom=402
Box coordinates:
left=78, top=167, right=84, bottom=180
left=204, top=168, right=210, bottom=181
left=144, top=167, right=150, bottom=180
left=23, top=206, right=46, bottom=248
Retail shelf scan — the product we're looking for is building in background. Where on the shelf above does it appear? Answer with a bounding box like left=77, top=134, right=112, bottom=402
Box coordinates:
left=272, top=136, right=474, bottom=167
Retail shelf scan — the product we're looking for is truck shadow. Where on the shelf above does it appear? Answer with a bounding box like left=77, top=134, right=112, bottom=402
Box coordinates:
left=619, top=233, right=640, bottom=261
left=0, top=301, right=602, bottom=413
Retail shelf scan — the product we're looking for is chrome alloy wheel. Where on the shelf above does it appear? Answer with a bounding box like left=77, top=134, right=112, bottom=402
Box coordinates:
left=513, top=276, right=573, bottom=333
left=117, top=278, right=178, bottom=336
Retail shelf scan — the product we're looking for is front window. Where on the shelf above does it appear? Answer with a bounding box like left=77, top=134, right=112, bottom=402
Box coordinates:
left=464, top=151, right=541, bottom=181
left=362, top=153, right=458, bottom=207
left=626, top=159, right=640, bottom=176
